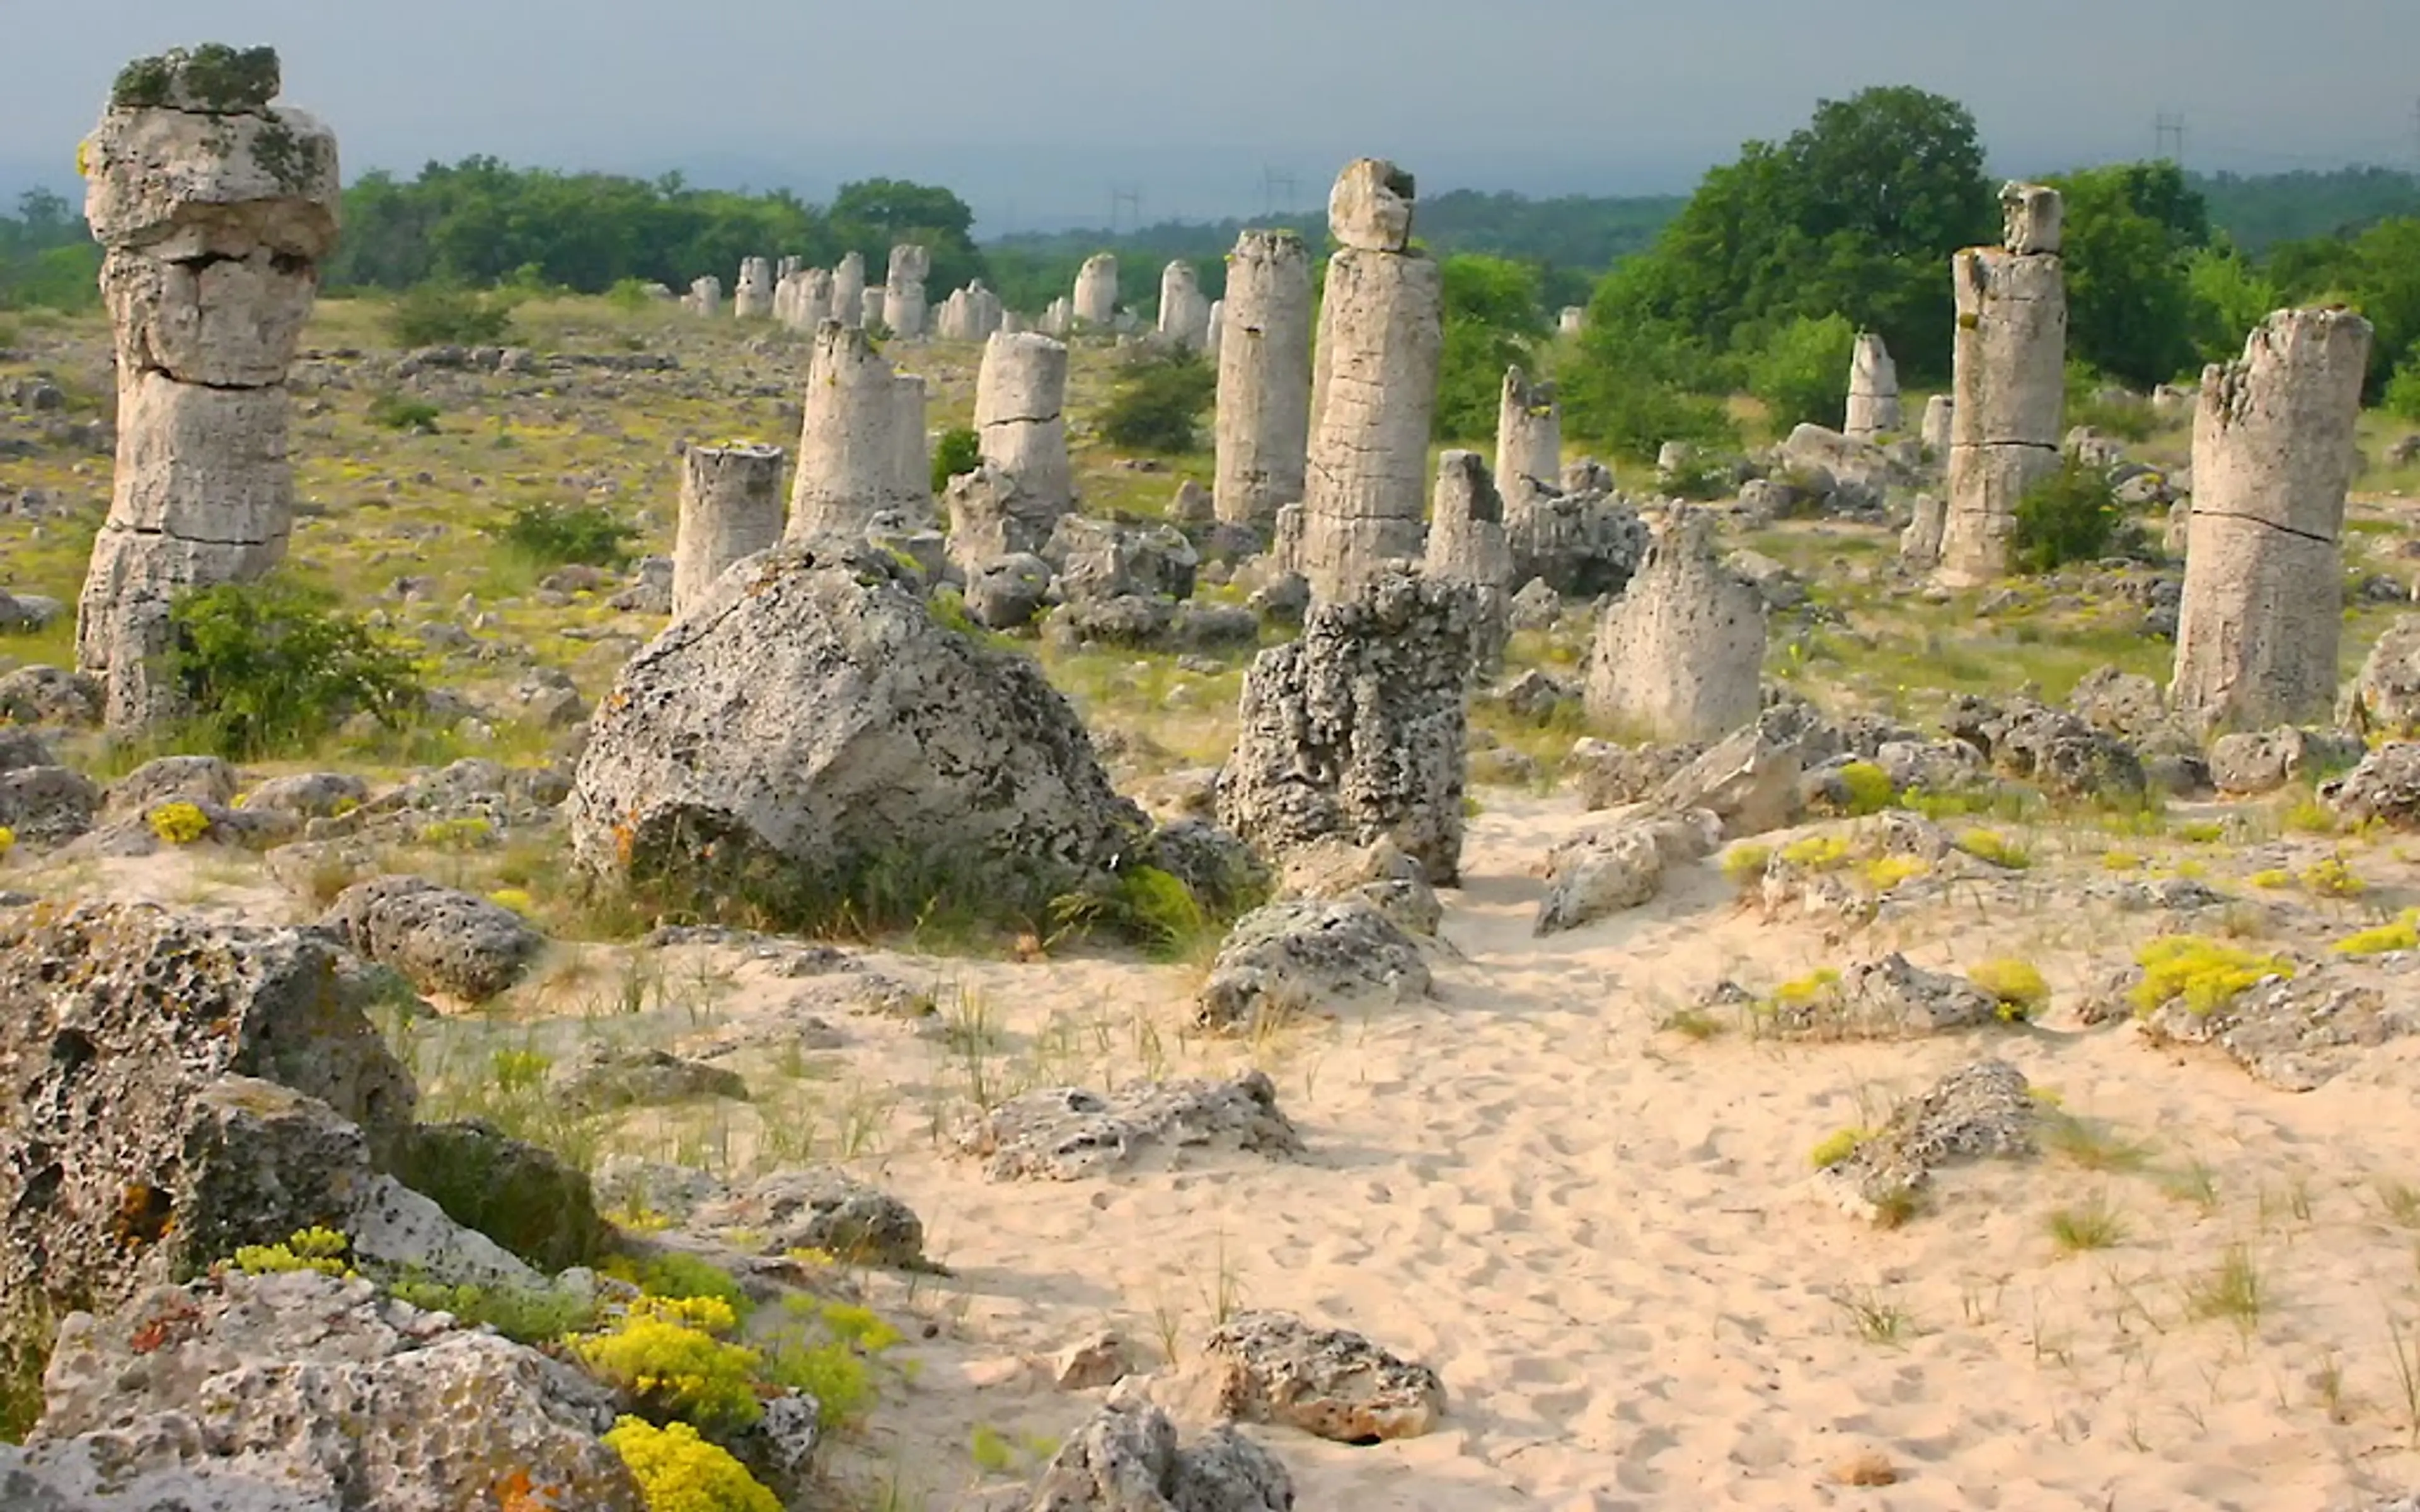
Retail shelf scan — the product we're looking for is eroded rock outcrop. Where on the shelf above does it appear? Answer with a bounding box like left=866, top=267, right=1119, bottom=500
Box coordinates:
left=1196, top=898, right=1432, bottom=1029
left=1029, top=1397, right=1294, bottom=1512
left=1199, top=1312, right=1444, bottom=1445
left=962, top=1072, right=1303, bottom=1181
left=1583, top=508, right=1766, bottom=743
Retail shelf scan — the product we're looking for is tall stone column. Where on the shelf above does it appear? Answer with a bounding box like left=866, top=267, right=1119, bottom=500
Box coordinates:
left=832, top=251, right=867, bottom=329
left=1212, top=229, right=1313, bottom=529
left=1583, top=508, right=1766, bottom=742
left=1920, top=394, right=1954, bottom=454
left=1299, top=159, right=1443, bottom=603
left=1204, top=299, right=1223, bottom=360
left=890, top=373, right=931, bottom=518
left=1423, top=450, right=1513, bottom=675
left=686, top=277, right=722, bottom=318
left=885, top=244, right=930, bottom=338
left=788, top=322, right=923, bottom=538
left=1843, top=332, right=1903, bottom=439
left=975, top=332, right=1074, bottom=517
left=1042, top=297, right=1074, bottom=337
left=74, top=44, right=339, bottom=733
left=2172, top=308, right=2371, bottom=733
left=1073, top=254, right=1118, bottom=327
left=733, top=256, right=775, bottom=319
left=1158, top=261, right=1211, bottom=350
left=1494, top=366, right=1562, bottom=506
left=1938, top=183, right=2066, bottom=585
left=673, top=444, right=786, bottom=616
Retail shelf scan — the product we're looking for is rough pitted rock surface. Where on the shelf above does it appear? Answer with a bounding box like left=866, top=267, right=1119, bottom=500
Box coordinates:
left=318, top=875, right=541, bottom=1002
left=568, top=541, right=1145, bottom=917
left=694, top=1169, right=929, bottom=1269
left=1216, top=571, right=1475, bottom=885
left=1819, top=1060, right=2037, bottom=1223
left=2322, top=743, right=2420, bottom=828
left=1196, top=898, right=1431, bottom=1030
left=0, top=665, right=103, bottom=726
left=1777, top=953, right=2002, bottom=1039
left=16, top=1270, right=642, bottom=1512
left=2345, top=617, right=2420, bottom=736
left=1584, top=507, right=1766, bottom=743
left=1649, top=701, right=1839, bottom=839
left=1030, top=1397, right=1294, bottom=1511
left=1275, top=837, right=1441, bottom=937
left=2209, top=726, right=2364, bottom=796
left=1534, top=811, right=1721, bottom=936
left=1952, top=697, right=2145, bottom=801
left=546, top=1042, right=747, bottom=1111
left=1201, top=1311, right=1445, bottom=1444
left=964, top=1072, right=1303, bottom=1181
left=0, top=764, right=100, bottom=848
left=2137, top=966, right=2418, bottom=1091
left=0, top=905, right=415, bottom=1349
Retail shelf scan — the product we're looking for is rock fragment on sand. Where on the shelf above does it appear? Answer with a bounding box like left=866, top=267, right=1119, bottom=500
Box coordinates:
left=1199, top=1311, right=1444, bottom=1444
left=1029, top=1395, right=1294, bottom=1511
left=1818, top=1060, right=2036, bottom=1223
left=963, top=1072, right=1303, bottom=1181
left=1195, top=898, right=1430, bottom=1030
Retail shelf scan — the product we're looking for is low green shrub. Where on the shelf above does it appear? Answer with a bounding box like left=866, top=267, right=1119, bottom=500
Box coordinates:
left=490, top=501, right=638, bottom=569
left=1099, top=349, right=1214, bottom=452
left=2013, top=458, right=2124, bottom=573
left=931, top=426, right=982, bottom=493
left=163, top=576, right=424, bottom=759
left=386, top=284, right=516, bottom=346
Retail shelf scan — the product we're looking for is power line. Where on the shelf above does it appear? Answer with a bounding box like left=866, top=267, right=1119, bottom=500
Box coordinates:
left=1108, top=184, right=1143, bottom=236
left=2154, top=111, right=2187, bottom=166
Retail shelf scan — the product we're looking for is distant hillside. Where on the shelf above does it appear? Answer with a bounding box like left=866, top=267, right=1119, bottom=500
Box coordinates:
left=2188, top=166, right=2420, bottom=253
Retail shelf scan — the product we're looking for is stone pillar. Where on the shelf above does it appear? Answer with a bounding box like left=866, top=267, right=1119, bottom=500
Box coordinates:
left=74, top=45, right=339, bottom=733
left=778, top=255, right=802, bottom=280
left=1042, top=297, right=1074, bottom=337
left=1423, top=450, right=1512, bottom=674
left=788, top=321, right=923, bottom=538
left=1158, top=260, right=1211, bottom=350
left=1582, top=508, right=1766, bottom=742
left=1557, top=306, right=1586, bottom=337
left=976, top=332, right=1075, bottom=518
left=1495, top=366, right=1562, bottom=506
left=2172, top=308, right=2372, bottom=733
left=734, top=256, right=775, bottom=319
left=1204, top=300, right=1223, bottom=360
left=885, top=244, right=930, bottom=338
left=673, top=443, right=786, bottom=616
left=1901, top=494, right=1946, bottom=569
left=687, top=276, right=722, bottom=319
left=1939, top=183, right=2066, bottom=585
left=1216, top=570, right=1478, bottom=885
left=1843, top=332, right=1902, bottom=439
left=968, top=282, right=1004, bottom=340
left=1073, top=253, right=1117, bottom=328
left=1299, top=159, right=1443, bottom=602
left=832, top=251, right=866, bottom=328
left=861, top=286, right=887, bottom=331
left=1920, top=394, right=1953, bottom=454
left=890, top=373, right=930, bottom=517
left=1213, top=229, right=1314, bottom=529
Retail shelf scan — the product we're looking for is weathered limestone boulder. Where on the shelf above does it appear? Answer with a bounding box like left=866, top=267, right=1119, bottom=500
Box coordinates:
left=788, top=321, right=928, bottom=537
left=1196, top=898, right=1431, bottom=1029
left=672, top=442, right=786, bottom=617
left=1495, top=366, right=1562, bottom=503
left=2209, top=726, right=2364, bottom=795
left=239, top=770, right=367, bottom=820
left=395, top=1121, right=604, bottom=1273
left=684, top=275, right=722, bottom=318
left=884, top=243, right=931, bottom=338
left=318, top=875, right=541, bottom=1002
left=547, top=1043, right=746, bottom=1112
left=76, top=45, right=340, bottom=732
left=2172, top=308, right=2372, bottom=733
left=1301, top=160, right=1442, bottom=602
left=2345, top=616, right=2420, bottom=735
left=964, top=549, right=1056, bottom=630
left=1029, top=1397, right=1294, bottom=1512
left=14, top=1271, right=643, bottom=1512
left=1274, top=836, right=1440, bottom=937
left=1649, top=701, right=1833, bottom=839
left=1843, top=331, right=1903, bottom=439
left=831, top=249, right=866, bottom=328
left=567, top=541, right=1146, bottom=922
left=1817, top=1060, right=2036, bottom=1223
left=1074, top=253, right=1119, bottom=327
left=0, top=904, right=417, bottom=1360
left=2137, top=966, right=2420, bottom=1092
left=977, top=331, right=1076, bottom=522
left=1046, top=515, right=1198, bottom=603
left=1199, top=1312, right=1444, bottom=1443
left=1939, top=183, right=2066, bottom=584
left=733, top=255, right=775, bottom=319
left=0, top=665, right=104, bottom=726
left=1217, top=571, right=1476, bottom=884
left=963, top=1072, right=1303, bottom=1181
left=1158, top=260, right=1212, bottom=350
left=2322, top=742, right=2420, bottom=828
left=694, top=1169, right=928, bottom=1269
left=1772, top=953, right=2002, bottom=1038
left=1583, top=508, right=1766, bottom=743
left=1214, top=231, right=1315, bottom=528
left=0, top=762, right=102, bottom=848
left=1421, top=450, right=1512, bottom=672
left=1503, top=485, right=1648, bottom=599
left=1533, top=810, right=1721, bottom=936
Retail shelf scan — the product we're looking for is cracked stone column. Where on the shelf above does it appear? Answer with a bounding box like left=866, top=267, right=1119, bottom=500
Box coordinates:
left=788, top=321, right=925, bottom=538
left=1158, top=260, right=1211, bottom=350
left=1920, top=393, right=1953, bottom=454
left=1939, top=183, right=2066, bottom=584
left=884, top=244, right=930, bottom=338
left=2172, top=307, right=2372, bottom=733
left=1213, top=229, right=1313, bottom=528
left=975, top=331, right=1074, bottom=521
left=75, top=44, right=339, bottom=733
left=686, top=276, right=722, bottom=318
left=673, top=443, right=786, bottom=616
left=1583, top=508, right=1766, bottom=742
left=1844, top=332, right=1903, bottom=439
left=832, top=251, right=866, bottom=328
left=1423, top=450, right=1512, bottom=674
left=734, top=256, right=775, bottom=319
left=1495, top=366, right=1562, bottom=507
left=1300, top=159, right=1443, bottom=602
left=1073, top=253, right=1118, bottom=328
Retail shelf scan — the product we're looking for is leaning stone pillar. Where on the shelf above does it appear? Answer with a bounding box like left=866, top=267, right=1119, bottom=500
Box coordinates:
left=74, top=44, right=338, bottom=733
left=884, top=244, right=930, bottom=339
left=673, top=444, right=786, bottom=616
left=788, top=321, right=921, bottom=538
left=1213, top=229, right=1313, bottom=528
left=1938, top=183, right=2066, bottom=584
left=2172, top=308, right=2371, bottom=733
left=1495, top=366, right=1562, bottom=506
left=832, top=251, right=866, bottom=328
left=1843, top=332, right=1903, bottom=439
left=976, top=332, right=1075, bottom=517
left=1299, top=159, right=1443, bottom=603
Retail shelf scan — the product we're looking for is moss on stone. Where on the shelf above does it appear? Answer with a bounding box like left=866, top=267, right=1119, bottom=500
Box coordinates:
left=110, top=44, right=280, bottom=113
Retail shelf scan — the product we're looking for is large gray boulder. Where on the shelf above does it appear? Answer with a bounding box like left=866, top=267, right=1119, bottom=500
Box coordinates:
left=1199, top=1311, right=1445, bottom=1444
left=1196, top=898, right=1430, bottom=1030
left=1030, top=1396, right=1294, bottom=1511
left=567, top=541, right=1146, bottom=922
left=963, top=1072, right=1303, bottom=1181
left=318, top=875, right=542, bottom=1002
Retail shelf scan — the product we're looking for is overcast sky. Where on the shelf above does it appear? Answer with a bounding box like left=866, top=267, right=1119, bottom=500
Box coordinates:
left=6, top=0, right=2416, bottom=231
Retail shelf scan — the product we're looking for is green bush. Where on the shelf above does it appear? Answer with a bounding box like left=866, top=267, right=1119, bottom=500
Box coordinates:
left=1746, top=314, right=1856, bottom=433
left=385, top=284, right=516, bottom=346
left=368, top=392, right=441, bottom=433
left=1099, top=349, right=1214, bottom=452
left=492, top=501, right=638, bottom=569
left=606, top=277, right=658, bottom=312
left=2013, top=458, right=2124, bottom=573
left=930, top=426, right=982, bottom=493
left=164, top=577, right=424, bottom=759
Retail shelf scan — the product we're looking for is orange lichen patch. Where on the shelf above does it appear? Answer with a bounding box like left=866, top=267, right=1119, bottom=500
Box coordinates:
left=112, top=1183, right=175, bottom=1249
left=127, top=1296, right=201, bottom=1356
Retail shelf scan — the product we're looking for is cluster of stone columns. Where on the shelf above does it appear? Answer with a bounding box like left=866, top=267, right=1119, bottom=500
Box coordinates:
left=1298, top=159, right=1443, bottom=602
left=775, top=266, right=833, bottom=329
left=1158, top=261, right=1211, bottom=350
left=1211, top=230, right=1313, bottom=529
left=2171, top=308, right=2372, bottom=733
left=1843, top=332, right=1901, bottom=440
left=936, top=282, right=1005, bottom=341
left=75, top=45, right=340, bottom=732
left=1936, top=183, right=2067, bottom=584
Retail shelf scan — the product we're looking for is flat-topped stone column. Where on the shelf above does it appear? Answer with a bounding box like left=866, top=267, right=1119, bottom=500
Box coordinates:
left=1424, top=450, right=1513, bottom=673
left=1213, top=229, right=1313, bottom=528
left=673, top=443, right=787, bottom=616
left=976, top=331, right=1074, bottom=518
left=885, top=244, right=930, bottom=339
left=788, top=321, right=925, bottom=537
left=1495, top=366, right=1562, bottom=505
left=1583, top=508, right=1766, bottom=742
left=733, top=256, right=775, bottom=319
left=1939, top=183, right=2066, bottom=583
left=832, top=251, right=866, bottom=328
left=1844, top=332, right=1902, bottom=439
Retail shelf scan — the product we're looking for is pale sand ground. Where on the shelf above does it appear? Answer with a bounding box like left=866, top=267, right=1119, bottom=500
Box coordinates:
left=57, top=793, right=2420, bottom=1510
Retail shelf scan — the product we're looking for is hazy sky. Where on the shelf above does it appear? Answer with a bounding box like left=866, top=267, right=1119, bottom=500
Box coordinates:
left=6, top=0, right=2416, bottom=231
